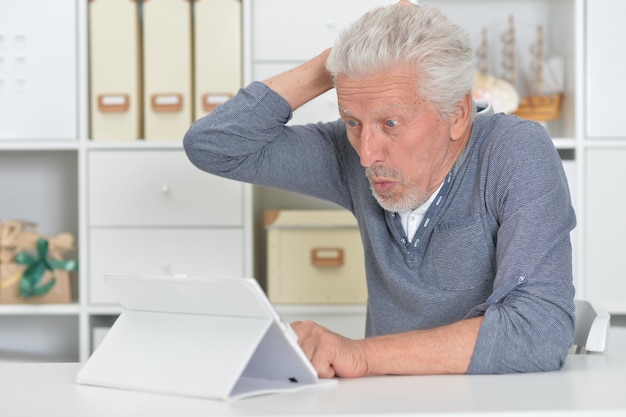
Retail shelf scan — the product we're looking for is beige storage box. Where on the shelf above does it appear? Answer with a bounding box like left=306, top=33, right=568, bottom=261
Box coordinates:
left=89, top=0, right=141, bottom=140
left=194, top=0, right=241, bottom=120
left=265, top=210, right=366, bottom=304
left=142, top=0, right=192, bottom=140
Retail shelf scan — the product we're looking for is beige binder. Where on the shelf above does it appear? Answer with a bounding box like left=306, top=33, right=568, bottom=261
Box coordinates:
left=89, top=0, right=141, bottom=140
left=194, top=0, right=242, bottom=120
left=143, top=0, right=192, bottom=140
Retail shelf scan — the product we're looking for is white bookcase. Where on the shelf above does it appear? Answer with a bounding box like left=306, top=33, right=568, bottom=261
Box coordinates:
left=1, top=0, right=624, bottom=362
left=581, top=0, right=626, bottom=313
left=0, top=0, right=83, bottom=362
left=0, top=0, right=251, bottom=362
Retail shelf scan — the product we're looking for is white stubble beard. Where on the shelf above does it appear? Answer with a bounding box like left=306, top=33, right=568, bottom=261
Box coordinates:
left=365, top=165, right=430, bottom=212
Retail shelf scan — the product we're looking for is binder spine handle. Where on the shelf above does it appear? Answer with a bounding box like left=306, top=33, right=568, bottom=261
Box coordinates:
left=97, top=94, right=130, bottom=113
left=151, top=93, right=183, bottom=112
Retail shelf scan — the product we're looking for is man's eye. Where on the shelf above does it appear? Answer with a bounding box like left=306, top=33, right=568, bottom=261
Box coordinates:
left=385, top=119, right=399, bottom=127
left=347, top=120, right=358, bottom=128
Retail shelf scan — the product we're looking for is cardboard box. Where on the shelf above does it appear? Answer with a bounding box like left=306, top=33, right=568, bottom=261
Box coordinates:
left=0, top=264, right=72, bottom=304
left=265, top=210, right=367, bottom=304
left=0, top=220, right=76, bottom=304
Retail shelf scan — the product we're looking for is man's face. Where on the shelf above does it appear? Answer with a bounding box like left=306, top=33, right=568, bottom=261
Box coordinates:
left=336, top=66, right=459, bottom=212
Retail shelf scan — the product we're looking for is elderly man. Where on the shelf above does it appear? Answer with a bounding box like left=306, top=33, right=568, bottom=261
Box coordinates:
left=183, top=2, right=576, bottom=377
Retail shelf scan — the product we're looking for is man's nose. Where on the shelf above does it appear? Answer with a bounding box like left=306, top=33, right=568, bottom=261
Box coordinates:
left=358, top=124, right=383, bottom=168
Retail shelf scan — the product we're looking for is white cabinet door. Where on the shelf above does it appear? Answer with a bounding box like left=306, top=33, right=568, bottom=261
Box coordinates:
left=584, top=148, right=626, bottom=313
left=88, top=150, right=244, bottom=227
left=89, top=228, right=245, bottom=304
left=251, top=0, right=396, bottom=62
left=0, top=0, right=77, bottom=140
left=586, top=0, right=626, bottom=138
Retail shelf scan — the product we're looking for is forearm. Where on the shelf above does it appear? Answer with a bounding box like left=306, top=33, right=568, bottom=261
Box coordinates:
left=263, top=48, right=334, bottom=110
left=185, top=48, right=335, bottom=180
left=293, top=316, right=482, bottom=378
left=361, top=316, right=483, bottom=375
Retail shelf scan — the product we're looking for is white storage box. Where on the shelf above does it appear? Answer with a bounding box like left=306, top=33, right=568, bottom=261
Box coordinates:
left=265, top=210, right=366, bottom=304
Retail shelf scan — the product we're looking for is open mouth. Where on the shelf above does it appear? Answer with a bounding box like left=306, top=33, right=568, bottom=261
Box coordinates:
left=370, top=178, right=396, bottom=195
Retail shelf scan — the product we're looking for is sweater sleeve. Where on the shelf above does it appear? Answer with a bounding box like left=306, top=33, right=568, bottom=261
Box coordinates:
left=467, top=118, right=577, bottom=373
left=183, top=82, right=354, bottom=208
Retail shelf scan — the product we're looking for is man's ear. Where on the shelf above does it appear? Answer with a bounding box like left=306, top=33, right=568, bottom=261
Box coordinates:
left=450, top=93, right=473, bottom=141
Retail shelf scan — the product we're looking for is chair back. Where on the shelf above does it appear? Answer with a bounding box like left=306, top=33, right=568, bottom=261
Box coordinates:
left=572, top=299, right=610, bottom=354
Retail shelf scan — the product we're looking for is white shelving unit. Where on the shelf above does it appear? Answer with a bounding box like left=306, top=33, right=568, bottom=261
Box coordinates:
left=0, top=8, right=82, bottom=357
left=580, top=0, right=626, bottom=314
left=1, top=0, right=251, bottom=362
left=2, top=0, right=625, bottom=362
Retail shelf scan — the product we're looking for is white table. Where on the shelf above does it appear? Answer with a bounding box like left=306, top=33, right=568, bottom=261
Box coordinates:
left=3, top=354, right=626, bottom=417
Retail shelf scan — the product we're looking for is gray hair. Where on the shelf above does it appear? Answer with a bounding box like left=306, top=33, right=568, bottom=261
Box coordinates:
left=326, top=3, right=475, bottom=120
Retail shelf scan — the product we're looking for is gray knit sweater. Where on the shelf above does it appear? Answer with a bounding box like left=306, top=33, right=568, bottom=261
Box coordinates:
left=183, top=81, right=576, bottom=374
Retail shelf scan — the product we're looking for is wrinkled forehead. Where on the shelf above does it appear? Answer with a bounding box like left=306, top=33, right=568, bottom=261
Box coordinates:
left=335, top=68, right=423, bottom=113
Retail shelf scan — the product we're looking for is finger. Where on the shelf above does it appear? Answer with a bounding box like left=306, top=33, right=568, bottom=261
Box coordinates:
left=291, top=321, right=317, bottom=360
left=309, top=347, right=337, bottom=379
left=290, top=320, right=303, bottom=332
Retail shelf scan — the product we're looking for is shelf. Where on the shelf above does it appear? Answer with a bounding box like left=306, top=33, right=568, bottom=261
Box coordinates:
left=83, top=304, right=366, bottom=320
left=275, top=304, right=367, bottom=315
left=87, top=140, right=184, bottom=150
left=552, top=138, right=577, bottom=149
left=0, top=349, right=78, bottom=363
left=87, top=305, right=123, bottom=316
left=275, top=304, right=367, bottom=339
left=583, top=140, right=626, bottom=149
left=0, top=303, right=80, bottom=315
left=0, top=140, right=80, bottom=151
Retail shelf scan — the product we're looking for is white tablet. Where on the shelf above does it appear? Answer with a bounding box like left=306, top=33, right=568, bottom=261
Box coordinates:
left=76, top=274, right=335, bottom=400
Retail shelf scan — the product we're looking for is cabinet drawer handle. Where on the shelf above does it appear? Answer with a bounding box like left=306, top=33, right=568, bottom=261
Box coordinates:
left=311, top=247, right=344, bottom=268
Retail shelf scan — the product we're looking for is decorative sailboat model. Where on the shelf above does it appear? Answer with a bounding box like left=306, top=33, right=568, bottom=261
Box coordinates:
left=472, top=21, right=520, bottom=114
left=473, top=16, right=564, bottom=123
left=512, top=23, right=563, bottom=122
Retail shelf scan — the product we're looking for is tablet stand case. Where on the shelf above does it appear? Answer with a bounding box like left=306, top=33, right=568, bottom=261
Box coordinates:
left=75, top=275, right=336, bottom=400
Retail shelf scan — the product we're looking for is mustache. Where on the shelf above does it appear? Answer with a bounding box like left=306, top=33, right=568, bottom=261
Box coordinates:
left=365, top=164, right=401, bottom=180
